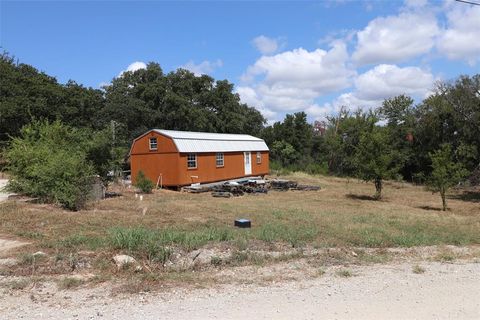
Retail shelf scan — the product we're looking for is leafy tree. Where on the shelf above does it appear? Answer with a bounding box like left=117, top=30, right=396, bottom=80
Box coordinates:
left=324, top=109, right=377, bottom=176
left=5, top=121, right=96, bottom=210
left=262, top=112, right=313, bottom=167
left=414, top=76, right=480, bottom=178
left=0, top=52, right=104, bottom=143
left=354, top=124, right=401, bottom=199
left=379, top=95, right=416, bottom=180
left=271, top=141, right=297, bottom=166
left=426, top=144, right=468, bottom=211
left=102, top=64, right=265, bottom=143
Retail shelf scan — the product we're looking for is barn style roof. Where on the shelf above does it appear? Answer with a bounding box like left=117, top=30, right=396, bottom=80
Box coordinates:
left=154, top=129, right=269, bottom=153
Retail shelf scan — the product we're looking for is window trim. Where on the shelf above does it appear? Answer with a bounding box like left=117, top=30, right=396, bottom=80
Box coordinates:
left=149, top=137, right=158, bottom=150
left=216, top=152, right=224, bottom=167
left=187, top=153, right=197, bottom=169
left=256, top=151, right=262, bottom=164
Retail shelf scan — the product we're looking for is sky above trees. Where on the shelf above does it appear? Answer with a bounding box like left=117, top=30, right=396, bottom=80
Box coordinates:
left=1, top=0, right=479, bottom=123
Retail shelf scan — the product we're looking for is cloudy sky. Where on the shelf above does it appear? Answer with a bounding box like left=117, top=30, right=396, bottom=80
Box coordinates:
left=1, top=0, right=479, bottom=123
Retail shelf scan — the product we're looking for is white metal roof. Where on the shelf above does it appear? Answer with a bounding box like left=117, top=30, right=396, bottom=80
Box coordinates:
left=154, top=129, right=269, bottom=153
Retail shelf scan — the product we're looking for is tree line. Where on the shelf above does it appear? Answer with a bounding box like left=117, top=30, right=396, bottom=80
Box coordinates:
left=263, top=78, right=479, bottom=209
left=0, top=52, right=265, bottom=147
left=1, top=52, right=478, bottom=210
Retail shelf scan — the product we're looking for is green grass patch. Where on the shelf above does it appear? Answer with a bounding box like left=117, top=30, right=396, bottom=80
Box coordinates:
left=3, top=279, right=31, bottom=290
left=56, top=234, right=105, bottom=250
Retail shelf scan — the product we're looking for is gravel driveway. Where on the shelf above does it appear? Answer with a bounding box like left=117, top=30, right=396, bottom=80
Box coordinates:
left=1, top=262, right=479, bottom=319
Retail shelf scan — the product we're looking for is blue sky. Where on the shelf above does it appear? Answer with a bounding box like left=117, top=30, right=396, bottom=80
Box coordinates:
left=1, top=0, right=480, bottom=123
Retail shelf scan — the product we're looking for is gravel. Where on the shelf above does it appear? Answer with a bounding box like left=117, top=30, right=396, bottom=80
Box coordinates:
left=1, top=261, right=479, bottom=319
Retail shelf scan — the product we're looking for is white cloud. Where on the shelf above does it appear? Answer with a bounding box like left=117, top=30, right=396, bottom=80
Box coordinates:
left=437, top=3, right=480, bottom=65
left=237, top=42, right=355, bottom=122
left=404, top=0, right=428, bottom=8
left=305, top=104, right=332, bottom=121
left=235, top=86, right=278, bottom=120
left=352, top=10, right=439, bottom=65
left=252, top=35, right=284, bottom=55
left=325, top=64, right=435, bottom=113
left=180, top=59, right=223, bottom=76
left=354, top=64, right=434, bottom=100
left=118, top=61, right=147, bottom=77
left=243, top=42, right=354, bottom=99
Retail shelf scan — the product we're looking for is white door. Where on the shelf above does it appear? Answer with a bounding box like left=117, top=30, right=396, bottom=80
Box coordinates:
left=244, top=152, right=252, bottom=175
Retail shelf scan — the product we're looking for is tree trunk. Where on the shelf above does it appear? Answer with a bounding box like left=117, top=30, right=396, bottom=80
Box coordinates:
left=441, top=188, right=447, bottom=211
left=374, top=178, right=382, bottom=200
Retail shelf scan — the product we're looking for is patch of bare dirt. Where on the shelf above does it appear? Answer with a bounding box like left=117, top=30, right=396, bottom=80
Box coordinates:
left=0, top=238, right=28, bottom=257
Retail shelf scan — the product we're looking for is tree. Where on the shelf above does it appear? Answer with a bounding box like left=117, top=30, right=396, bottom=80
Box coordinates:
left=0, top=52, right=104, bottom=143
left=354, top=125, right=401, bottom=199
left=426, top=144, right=468, bottom=211
left=262, top=112, right=313, bottom=167
left=5, top=121, right=96, bottom=210
left=102, top=64, right=265, bottom=143
left=379, top=95, right=416, bottom=180
left=324, top=109, right=376, bottom=176
left=271, top=141, right=297, bottom=166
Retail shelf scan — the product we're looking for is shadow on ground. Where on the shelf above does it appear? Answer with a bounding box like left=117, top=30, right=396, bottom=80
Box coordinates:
left=345, top=194, right=378, bottom=201
left=416, top=205, right=444, bottom=211
left=448, top=191, right=480, bottom=203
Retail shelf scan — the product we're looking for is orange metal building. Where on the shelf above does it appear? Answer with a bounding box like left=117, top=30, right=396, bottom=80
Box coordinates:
left=130, top=129, right=269, bottom=187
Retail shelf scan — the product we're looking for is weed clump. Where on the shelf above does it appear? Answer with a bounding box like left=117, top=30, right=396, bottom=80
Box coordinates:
left=134, top=171, right=154, bottom=194
left=336, top=269, right=353, bottom=277
left=412, top=265, right=426, bottom=274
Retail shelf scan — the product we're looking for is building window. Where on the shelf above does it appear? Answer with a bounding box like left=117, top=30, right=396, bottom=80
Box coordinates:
left=216, top=153, right=224, bottom=167
left=149, top=137, right=158, bottom=150
left=256, top=152, right=261, bottom=164
left=187, top=153, right=197, bottom=169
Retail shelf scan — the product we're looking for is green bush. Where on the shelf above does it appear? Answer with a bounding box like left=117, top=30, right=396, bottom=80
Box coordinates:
left=269, top=160, right=328, bottom=176
left=5, top=120, right=96, bottom=210
left=134, top=171, right=154, bottom=193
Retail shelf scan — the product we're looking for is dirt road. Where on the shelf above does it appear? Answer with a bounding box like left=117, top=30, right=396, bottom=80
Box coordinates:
left=1, top=261, right=479, bottom=319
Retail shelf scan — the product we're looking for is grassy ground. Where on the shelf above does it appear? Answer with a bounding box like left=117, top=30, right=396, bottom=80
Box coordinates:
left=0, top=173, right=479, bottom=289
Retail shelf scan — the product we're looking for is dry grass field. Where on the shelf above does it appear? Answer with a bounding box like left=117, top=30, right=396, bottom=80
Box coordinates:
left=0, top=172, right=479, bottom=290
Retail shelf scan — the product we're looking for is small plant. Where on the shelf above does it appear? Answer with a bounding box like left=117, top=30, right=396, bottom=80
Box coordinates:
left=146, top=244, right=172, bottom=264
left=317, top=267, right=326, bottom=277
left=54, top=253, right=65, bottom=263
left=5, top=279, right=30, bottom=290
left=210, top=256, right=222, bottom=266
left=336, top=268, right=353, bottom=277
left=434, top=251, right=456, bottom=262
left=135, top=171, right=154, bottom=193
left=412, top=265, right=425, bottom=274
left=19, top=253, right=35, bottom=266
left=233, top=238, right=248, bottom=251
left=58, top=277, right=84, bottom=290
left=230, top=251, right=249, bottom=264
left=19, top=253, right=47, bottom=266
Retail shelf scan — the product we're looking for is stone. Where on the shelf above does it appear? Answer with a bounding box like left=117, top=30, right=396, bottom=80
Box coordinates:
left=112, top=254, right=136, bottom=268
left=33, top=251, right=47, bottom=257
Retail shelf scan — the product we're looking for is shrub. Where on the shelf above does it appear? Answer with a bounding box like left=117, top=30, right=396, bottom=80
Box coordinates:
left=135, top=171, right=154, bottom=193
left=5, top=121, right=96, bottom=210
left=426, top=144, right=469, bottom=211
